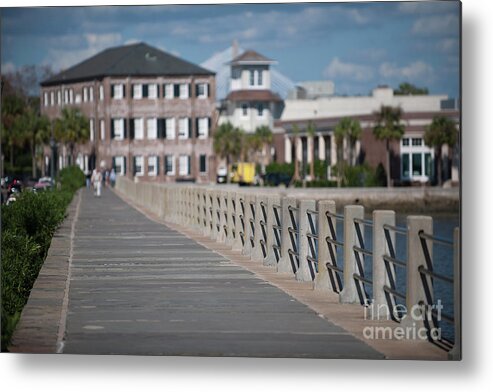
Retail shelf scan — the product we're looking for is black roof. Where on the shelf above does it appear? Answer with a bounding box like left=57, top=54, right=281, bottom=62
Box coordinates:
left=41, top=42, right=214, bottom=86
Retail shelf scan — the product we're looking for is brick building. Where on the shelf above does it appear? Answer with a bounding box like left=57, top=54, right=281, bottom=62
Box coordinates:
left=40, top=42, right=217, bottom=183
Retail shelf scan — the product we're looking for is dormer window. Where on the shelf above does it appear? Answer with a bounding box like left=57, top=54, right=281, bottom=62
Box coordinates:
left=249, top=69, right=263, bottom=87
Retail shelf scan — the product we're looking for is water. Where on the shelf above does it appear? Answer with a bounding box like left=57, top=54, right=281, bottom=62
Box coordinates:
left=322, top=212, right=459, bottom=343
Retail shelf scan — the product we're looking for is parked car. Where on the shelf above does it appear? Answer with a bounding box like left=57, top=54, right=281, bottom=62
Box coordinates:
left=32, top=176, right=54, bottom=192
left=216, top=166, right=228, bottom=184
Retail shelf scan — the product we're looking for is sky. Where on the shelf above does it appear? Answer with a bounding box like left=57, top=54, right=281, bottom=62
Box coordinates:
left=1, top=1, right=460, bottom=98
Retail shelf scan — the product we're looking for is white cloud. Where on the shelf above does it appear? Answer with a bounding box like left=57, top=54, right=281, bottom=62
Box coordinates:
left=1, top=62, right=16, bottom=74
left=437, top=38, right=459, bottom=53
left=324, top=57, right=374, bottom=82
left=398, top=2, right=459, bottom=15
left=412, top=14, right=459, bottom=36
left=43, top=32, right=122, bottom=71
left=379, top=60, right=434, bottom=81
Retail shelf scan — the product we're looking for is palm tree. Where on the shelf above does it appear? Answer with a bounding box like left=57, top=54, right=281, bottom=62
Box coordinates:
left=213, top=122, right=244, bottom=183
left=423, top=116, right=457, bottom=186
left=334, top=117, right=362, bottom=167
left=13, top=107, right=50, bottom=177
left=252, top=125, right=273, bottom=171
left=306, top=121, right=316, bottom=180
left=373, top=105, right=405, bottom=188
left=54, top=107, right=90, bottom=165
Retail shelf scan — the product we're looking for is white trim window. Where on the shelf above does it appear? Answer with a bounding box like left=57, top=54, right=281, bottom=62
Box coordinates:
left=132, top=84, right=143, bottom=100
left=179, top=154, right=190, bottom=176
left=89, top=87, right=94, bottom=102
left=69, top=89, right=74, bottom=104
left=99, top=85, right=104, bottom=101
left=148, top=84, right=158, bottom=99
left=178, top=118, right=189, bottom=140
left=112, top=83, right=124, bottom=100
left=198, top=117, right=209, bottom=139
left=165, top=155, right=175, bottom=175
left=164, top=83, right=174, bottom=99
left=257, top=103, right=265, bottom=117
left=100, top=119, right=105, bottom=140
left=113, top=118, right=125, bottom=140
left=166, top=118, right=176, bottom=140
left=50, top=91, right=55, bottom=106
left=134, top=156, right=144, bottom=177
left=197, top=83, right=208, bottom=98
left=75, top=93, right=82, bottom=104
left=64, top=90, right=69, bottom=104
left=90, top=119, right=95, bottom=141
left=43, top=92, right=49, bottom=106
left=400, top=136, right=434, bottom=182
left=179, top=83, right=189, bottom=99
left=147, top=156, right=158, bottom=176
left=147, top=118, right=157, bottom=140
left=57, top=90, right=62, bottom=105
left=241, top=103, right=249, bottom=117
left=83, top=87, right=88, bottom=102
left=114, top=156, right=125, bottom=175
left=134, top=118, right=144, bottom=140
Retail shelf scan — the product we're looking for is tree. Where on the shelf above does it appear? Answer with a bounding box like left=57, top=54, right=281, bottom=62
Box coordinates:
left=54, top=108, right=90, bottom=165
left=423, top=116, right=457, bottom=186
left=1, top=91, right=25, bottom=167
left=334, top=117, right=362, bottom=167
left=373, top=105, right=405, bottom=188
left=306, top=121, right=316, bottom=180
left=291, top=124, right=301, bottom=182
left=252, top=125, right=273, bottom=172
left=394, top=82, right=429, bottom=96
left=213, top=122, right=244, bottom=183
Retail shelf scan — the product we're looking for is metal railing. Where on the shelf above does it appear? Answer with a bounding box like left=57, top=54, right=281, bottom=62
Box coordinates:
left=325, top=210, right=344, bottom=293
left=272, top=203, right=282, bottom=263
left=305, top=208, right=319, bottom=281
left=259, top=201, right=268, bottom=258
left=353, top=217, right=373, bottom=305
left=287, top=205, right=300, bottom=274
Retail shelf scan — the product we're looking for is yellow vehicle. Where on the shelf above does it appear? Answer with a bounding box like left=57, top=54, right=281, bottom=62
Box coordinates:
left=230, top=162, right=256, bottom=185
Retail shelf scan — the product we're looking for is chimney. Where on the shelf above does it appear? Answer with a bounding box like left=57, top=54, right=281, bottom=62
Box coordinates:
left=232, top=39, right=239, bottom=59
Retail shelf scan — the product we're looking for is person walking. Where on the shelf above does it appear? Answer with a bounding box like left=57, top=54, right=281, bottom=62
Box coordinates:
left=110, top=168, right=116, bottom=188
left=91, top=168, right=102, bottom=197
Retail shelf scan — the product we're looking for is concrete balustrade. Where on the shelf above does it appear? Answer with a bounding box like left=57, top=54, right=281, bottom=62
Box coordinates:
left=114, top=177, right=461, bottom=355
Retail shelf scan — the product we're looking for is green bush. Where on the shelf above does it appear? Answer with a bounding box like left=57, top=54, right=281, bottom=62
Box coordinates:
left=1, top=165, right=84, bottom=351
left=331, top=163, right=386, bottom=187
left=265, top=162, right=294, bottom=177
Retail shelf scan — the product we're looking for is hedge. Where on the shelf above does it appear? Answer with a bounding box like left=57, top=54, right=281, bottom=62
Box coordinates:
left=1, top=166, right=84, bottom=351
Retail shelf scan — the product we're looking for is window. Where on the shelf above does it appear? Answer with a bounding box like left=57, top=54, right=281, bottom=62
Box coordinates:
left=114, top=156, right=125, bottom=175
left=112, top=118, right=125, bottom=140
left=402, top=138, right=409, bottom=146
left=412, top=153, right=422, bottom=176
left=412, top=138, right=423, bottom=146
left=132, top=84, right=142, bottom=99
left=50, top=91, right=55, bottom=106
left=100, top=119, right=105, bottom=140
left=147, top=156, right=158, bottom=176
left=134, top=156, right=144, bottom=176
left=241, top=103, right=248, bottom=117
left=258, top=70, right=263, bottom=86
left=249, top=70, right=255, bottom=86
left=197, top=83, right=208, bottom=98
left=165, top=155, right=175, bottom=175
left=64, top=90, right=69, bottom=104
left=166, top=118, right=176, bottom=140
left=401, top=135, right=434, bottom=181
left=147, top=118, right=157, bottom=140
left=83, top=87, right=88, bottom=102
left=179, top=83, right=189, bottom=99
left=69, top=89, right=74, bottom=104
left=198, top=117, right=209, bottom=139
left=249, top=69, right=263, bottom=87
left=57, top=91, right=62, bottom=105
left=133, top=118, right=144, bottom=140
left=75, top=94, right=82, bottom=104
left=257, top=103, right=265, bottom=117
left=179, top=155, right=190, bottom=176
left=199, top=154, right=207, bottom=173
left=178, top=118, right=189, bottom=140
left=148, top=84, right=158, bottom=99
left=164, top=84, right=173, bottom=99
left=43, top=92, right=48, bottom=107
left=402, top=153, right=410, bottom=178
left=112, top=83, right=124, bottom=99
left=99, top=85, right=104, bottom=100
left=90, top=119, right=95, bottom=141
left=89, top=87, right=94, bottom=102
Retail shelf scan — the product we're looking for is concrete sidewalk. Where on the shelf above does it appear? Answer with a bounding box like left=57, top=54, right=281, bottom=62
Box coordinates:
left=61, top=188, right=383, bottom=358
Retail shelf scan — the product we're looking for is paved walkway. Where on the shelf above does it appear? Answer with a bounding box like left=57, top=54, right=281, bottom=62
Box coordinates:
left=61, top=188, right=382, bottom=358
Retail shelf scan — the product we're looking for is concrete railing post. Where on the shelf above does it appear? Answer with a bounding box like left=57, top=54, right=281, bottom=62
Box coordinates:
left=204, top=190, right=212, bottom=237
left=210, top=191, right=218, bottom=240
left=217, top=191, right=227, bottom=243
left=264, top=195, right=280, bottom=267
left=314, top=200, right=337, bottom=292
left=372, top=210, right=396, bottom=318
left=297, top=199, right=317, bottom=282
left=404, top=215, right=433, bottom=328
left=339, top=205, right=364, bottom=304
left=251, top=195, right=266, bottom=261
left=278, top=197, right=297, bottom=275
left=242, top=194, right=254, bottom=257
left=225, top=191, right=235, bottom=247
left=449, top=227, right=461, bottom=360
left=232, top=193, right=244, bottom=252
